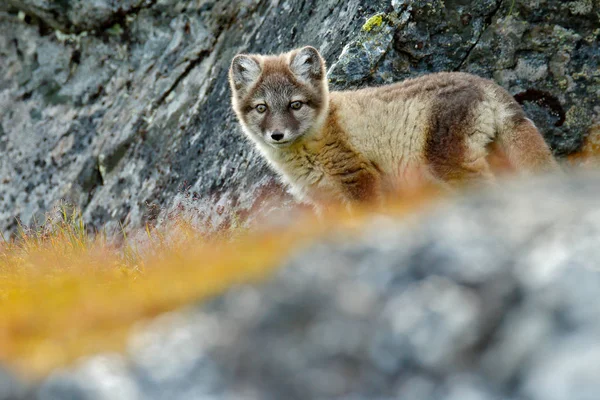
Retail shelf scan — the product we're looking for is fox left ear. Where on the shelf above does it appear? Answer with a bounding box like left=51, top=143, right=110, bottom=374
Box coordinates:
left=289, top=46, right=325, bottom=85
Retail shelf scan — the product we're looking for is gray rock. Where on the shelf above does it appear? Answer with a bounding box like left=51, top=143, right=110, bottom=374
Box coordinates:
left=0, top=0, right=598, bottom=239
left=4, top=0, right=149, bottom=33
left=0, top=367, right=30, bottom=400
left=34, top=170, right=600, bottom=399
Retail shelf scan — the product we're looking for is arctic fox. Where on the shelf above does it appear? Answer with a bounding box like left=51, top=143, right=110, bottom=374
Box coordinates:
left=229, top=46, right=558, bottom=208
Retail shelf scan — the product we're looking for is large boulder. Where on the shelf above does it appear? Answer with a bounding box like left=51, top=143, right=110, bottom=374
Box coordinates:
left=34, top=170, right=600, bottom=399
left=0, top=0, right=598, bottom=236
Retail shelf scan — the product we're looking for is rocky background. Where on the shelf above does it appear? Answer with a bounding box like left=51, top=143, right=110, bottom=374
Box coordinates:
left=1, top=0, right=599, bottom=236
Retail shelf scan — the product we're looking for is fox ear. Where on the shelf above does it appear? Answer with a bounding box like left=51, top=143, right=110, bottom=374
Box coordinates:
left=229, top=54, right=261, bottom=94
left=289, top=46, right=325, bottom=85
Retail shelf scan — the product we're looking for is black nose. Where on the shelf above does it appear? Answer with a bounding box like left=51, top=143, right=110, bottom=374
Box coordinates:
left=271, top=131, right=284, bottom=141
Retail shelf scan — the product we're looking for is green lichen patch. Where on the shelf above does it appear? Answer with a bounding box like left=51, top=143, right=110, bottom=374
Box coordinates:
left=362, top=14, right=385, bottom=32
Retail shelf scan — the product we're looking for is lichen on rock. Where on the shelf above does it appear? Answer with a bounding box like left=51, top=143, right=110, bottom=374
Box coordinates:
left=361, top=13, right=384, bottom=32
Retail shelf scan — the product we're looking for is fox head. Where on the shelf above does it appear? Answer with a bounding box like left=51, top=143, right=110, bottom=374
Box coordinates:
left=229, top=46, right=329, bottom=149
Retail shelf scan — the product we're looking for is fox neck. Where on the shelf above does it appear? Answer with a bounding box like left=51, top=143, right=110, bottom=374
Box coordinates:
left=257, top=96, right=359, bottom=192
left=305, top=91, right=331, bottom=142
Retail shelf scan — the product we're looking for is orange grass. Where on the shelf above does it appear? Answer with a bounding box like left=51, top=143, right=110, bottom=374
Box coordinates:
left=0, top=190, right=439, bottom=379
left=568, top=124, right=600, bottom=167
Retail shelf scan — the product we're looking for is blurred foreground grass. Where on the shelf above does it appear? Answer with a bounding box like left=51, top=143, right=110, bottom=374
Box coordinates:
left=0, top=191, right=436, bottom=379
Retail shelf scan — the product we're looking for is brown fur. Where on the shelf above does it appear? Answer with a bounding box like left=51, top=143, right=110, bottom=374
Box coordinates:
left=229, top=47, right=559, bottom=210
left=310, top=105, right=383, bottom=202
left=500, top=118, right=560, bottom=172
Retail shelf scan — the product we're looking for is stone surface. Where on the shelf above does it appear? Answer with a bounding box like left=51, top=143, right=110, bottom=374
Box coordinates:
left=0, top=367, right=30, bottom=400
left=31, top=170, right=600, bottom=399
left=4, top=0, right=149, bottom=33
left=0, top=0, right=599, bottom=236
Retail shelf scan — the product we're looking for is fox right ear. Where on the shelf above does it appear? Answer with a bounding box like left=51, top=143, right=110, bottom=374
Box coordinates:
left=289, top=46, right=325, bottom=85
left=229, top=54, right=261, bottom=94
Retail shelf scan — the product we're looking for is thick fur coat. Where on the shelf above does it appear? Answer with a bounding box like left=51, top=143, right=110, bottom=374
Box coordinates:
left=229, top=46, right=558, bottom=208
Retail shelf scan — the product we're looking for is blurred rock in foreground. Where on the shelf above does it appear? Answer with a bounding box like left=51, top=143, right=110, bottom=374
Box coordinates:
left=29, top=170, right=600, bottom=400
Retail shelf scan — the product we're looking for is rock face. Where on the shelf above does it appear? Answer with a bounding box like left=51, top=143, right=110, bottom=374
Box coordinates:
left=0, top=367, right=30, bottom=400
left=0, top=0, right=389, bottom=236
left=28, top=170, right=600, bottom=399
left=1, top=0, right=599, bottom=236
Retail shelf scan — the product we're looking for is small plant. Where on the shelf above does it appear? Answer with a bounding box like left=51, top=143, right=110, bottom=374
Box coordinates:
left=1, top=203, right=93, bottom=273
left=509, top=0, right=517, bottom=16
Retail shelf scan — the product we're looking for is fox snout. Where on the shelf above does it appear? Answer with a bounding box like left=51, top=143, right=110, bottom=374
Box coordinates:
left=270, top=131, right=285, bottom=142
left=265, top=129, right=293, bottom=146
left=264, top=115, right=295, bottom=145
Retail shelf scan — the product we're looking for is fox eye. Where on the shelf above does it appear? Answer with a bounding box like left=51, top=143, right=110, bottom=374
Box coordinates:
left=290, top=101, right=303, bottom=110
left=256, top=104, right=267, bottom=113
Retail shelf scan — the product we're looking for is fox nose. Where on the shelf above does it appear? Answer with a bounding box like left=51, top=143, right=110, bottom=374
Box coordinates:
left=270, top=131, right=284, bottom=141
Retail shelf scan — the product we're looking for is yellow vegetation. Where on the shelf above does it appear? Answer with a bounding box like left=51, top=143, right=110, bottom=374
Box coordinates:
left=0, top=191, right=437, bottom=379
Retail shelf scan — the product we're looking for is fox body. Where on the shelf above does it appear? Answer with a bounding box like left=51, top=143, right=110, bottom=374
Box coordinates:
left=229, top=46, right=558, bottom=208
